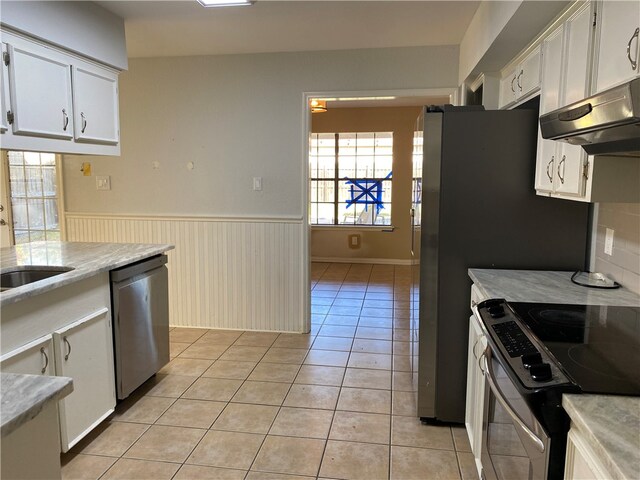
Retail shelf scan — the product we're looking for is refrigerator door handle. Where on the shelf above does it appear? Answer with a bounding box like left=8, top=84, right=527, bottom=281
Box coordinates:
left=410, top=208, right=415, bottom=253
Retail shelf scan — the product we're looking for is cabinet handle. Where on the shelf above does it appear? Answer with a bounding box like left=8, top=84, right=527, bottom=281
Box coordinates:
left=81, top=112, right=87, bottom=134
left=517, top=70, right=523, bottom=91
left=62, top=109, right=69, bottom=131
left=510, top=76, right=516, bottom=93
left=557, top=155, right=566, bottom=184
left=627, top=27, right=639, bottom=70
left=63, top=336, right=71, bottom=361
left=546, top=156, right=554, bottom=183
left=472, top=338, right=480, bottom=360
left=40, top=347, right=49, bottom=374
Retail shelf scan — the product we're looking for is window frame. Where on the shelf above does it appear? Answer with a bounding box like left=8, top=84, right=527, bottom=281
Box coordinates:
left=310, top=131, right=393, bottom=228
left=3, top=151, right=65, bottom=245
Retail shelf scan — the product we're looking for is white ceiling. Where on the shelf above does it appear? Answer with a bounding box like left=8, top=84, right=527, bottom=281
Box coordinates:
left=97, top=1, right=480, bottom=58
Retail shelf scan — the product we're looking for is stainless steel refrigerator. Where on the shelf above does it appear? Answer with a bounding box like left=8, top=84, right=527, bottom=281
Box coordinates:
left=410, top=105, right=589, bottom=424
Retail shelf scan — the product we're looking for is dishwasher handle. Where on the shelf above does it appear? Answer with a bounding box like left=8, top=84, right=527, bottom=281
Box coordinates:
left=110, top=254, right=167, bottom=282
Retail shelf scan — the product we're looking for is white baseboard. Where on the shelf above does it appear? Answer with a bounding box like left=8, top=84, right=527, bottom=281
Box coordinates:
left=312, top=256, right=413, bottom=266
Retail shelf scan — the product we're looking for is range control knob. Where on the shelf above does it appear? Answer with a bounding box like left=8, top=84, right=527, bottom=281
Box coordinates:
left=488, top=305, right=505, bottom=318
left=521, top=352, right=542, bottom=369
left=530, top=363, right=552, bottom=382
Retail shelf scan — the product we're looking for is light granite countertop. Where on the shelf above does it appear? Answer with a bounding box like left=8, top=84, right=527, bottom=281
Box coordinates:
left=563, top=394, right=640, bottom=479
left=468, top=269, right=640, bottom=306
left=1, top=373, right=73, bottom=437
left=0, top=241, right=174, bottom=307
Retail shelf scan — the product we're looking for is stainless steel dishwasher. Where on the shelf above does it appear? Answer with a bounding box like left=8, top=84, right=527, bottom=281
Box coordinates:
left=111, top=254, right=169, bottom=399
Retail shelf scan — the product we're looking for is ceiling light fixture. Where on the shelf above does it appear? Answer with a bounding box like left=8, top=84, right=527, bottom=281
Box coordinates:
left=197, top=0, right=255, bottom=7
left=310, top=99, right=327, bottom=113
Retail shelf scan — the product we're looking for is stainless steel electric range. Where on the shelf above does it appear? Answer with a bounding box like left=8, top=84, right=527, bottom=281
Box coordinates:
left=474, top=299, right=640, bottom=480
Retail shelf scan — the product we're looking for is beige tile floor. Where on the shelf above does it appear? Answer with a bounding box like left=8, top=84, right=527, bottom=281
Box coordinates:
left=61, top=263, right=478, bottom=480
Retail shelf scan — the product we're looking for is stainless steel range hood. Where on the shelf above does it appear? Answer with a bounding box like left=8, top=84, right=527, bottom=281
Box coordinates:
left=540, top=78, right=640, bottom=156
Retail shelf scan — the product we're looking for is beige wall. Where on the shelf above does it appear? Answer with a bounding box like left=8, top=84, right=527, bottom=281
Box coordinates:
left=61, top=46, right=458, bottom=218
left=311, top=106, right=421, bottom=262
left=593, top=203, right=640, bottom=296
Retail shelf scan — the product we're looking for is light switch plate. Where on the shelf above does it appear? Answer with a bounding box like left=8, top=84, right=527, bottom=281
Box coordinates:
left=253, top=177, right=263, bottom=191
left=604, top=228, right=614, bottom=256
left=96, top=176, right=111, bottom=191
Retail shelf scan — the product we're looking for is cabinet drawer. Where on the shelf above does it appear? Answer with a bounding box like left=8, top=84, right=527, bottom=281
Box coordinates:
left=0, top=334, right=54, bottom=376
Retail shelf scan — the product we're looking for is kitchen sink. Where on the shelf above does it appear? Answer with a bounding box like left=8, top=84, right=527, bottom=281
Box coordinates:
left=1, top=267, right=75, bottom=291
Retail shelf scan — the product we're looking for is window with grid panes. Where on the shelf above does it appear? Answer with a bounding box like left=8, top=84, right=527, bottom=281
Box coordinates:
left=412, top=129, right=423, bottom=227
left=7, top=151, right=61, bottom=244
left=309, top=132, right=393, bottom=225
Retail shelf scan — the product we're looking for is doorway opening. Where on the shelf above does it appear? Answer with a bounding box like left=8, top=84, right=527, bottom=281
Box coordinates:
left=301, top=89, right=457, bottom=332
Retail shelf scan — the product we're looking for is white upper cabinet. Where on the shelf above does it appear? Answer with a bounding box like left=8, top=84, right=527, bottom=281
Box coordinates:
left=535, top=25, right=565, bottom=194
left=564, top=4, right=595, bottom=104
left=499, top=46, right=542, bottom=109
left=534, top=3, right=592, bottom=200
left=1, top=44, right=8, bottom=134
left=72, top=66, right=119, bottom=144
left=593, top=0, right=640, bottom=93
left=518, top=47, right=542, bottom=98
left=6, top=42, right=73, bottom=140
left=499, top=67, right=518, bottom=108
left=0, top=29, right=121, bottom=156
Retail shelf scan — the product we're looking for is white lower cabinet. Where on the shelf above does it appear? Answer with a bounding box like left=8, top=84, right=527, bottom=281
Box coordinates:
left=565, top=429, right=611, bottom=479
left=465, top=314, right=487, bottom=460
left=0, top=333, right=55, bottom=376
left=54, top=307, right=115, bottom=452
left=466, top=285, right=488, bottom=478
left=0, top=273, right=116, bottom=454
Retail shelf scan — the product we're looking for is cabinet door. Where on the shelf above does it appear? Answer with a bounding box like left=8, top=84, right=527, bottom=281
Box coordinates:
left=564, top=3, right=594, bottom=106
left=54, top=307, right=115, bottom=452
left=72, top=66, right=119, bottom=144
left=0, top=334, right=54, bottom=376
left=6, top=43, right=73, bottom=139
left=565, top=429, right=610, bottom=479
left=499, top=69, right=517, bottom=108
left=594, top=1, right=640, bottom=92
left=465, top=314, right=486, bottom=461
left=535, top=132, right=557, bottom=193
left=554, top=143, right=587, bottom=197
left=1, top=44, right=8, bottom=134
left=517, top=47, right=541, bottom=98
left=535, top=27, right=564, bottom=194
left=540, top=26, right=565, bottom=114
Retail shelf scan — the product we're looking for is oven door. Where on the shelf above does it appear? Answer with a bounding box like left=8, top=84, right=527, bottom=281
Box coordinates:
left=479, top=347, right=550, bottom=480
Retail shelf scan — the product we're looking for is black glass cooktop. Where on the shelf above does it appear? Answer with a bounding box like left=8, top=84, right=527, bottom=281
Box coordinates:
left=508, top=302, right=640, bottom=396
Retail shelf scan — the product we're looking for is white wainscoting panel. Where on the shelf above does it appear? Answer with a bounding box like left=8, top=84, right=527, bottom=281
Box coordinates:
left=65, top=214, right=307, bottom=332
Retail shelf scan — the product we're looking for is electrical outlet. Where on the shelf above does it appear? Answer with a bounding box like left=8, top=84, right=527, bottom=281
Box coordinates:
left=604, top=228, right=614, bottom=256
left=348, top=234, right=361, bottom=249
left=96, top=176, right=111, bottom=191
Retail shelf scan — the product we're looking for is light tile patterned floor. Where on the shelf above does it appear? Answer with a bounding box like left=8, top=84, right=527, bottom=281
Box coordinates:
left=61, top=263, right=478, bottom=480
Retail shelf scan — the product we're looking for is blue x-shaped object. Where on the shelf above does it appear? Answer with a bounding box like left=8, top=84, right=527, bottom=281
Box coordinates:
left=345, top=172, right=392, bottom=214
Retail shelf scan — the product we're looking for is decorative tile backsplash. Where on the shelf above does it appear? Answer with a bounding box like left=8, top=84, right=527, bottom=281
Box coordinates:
left=593, top=203, right=640, bottom=296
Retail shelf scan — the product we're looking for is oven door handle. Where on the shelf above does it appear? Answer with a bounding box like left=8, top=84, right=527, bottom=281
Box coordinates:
left=481, top=347, right=546, bottom=454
